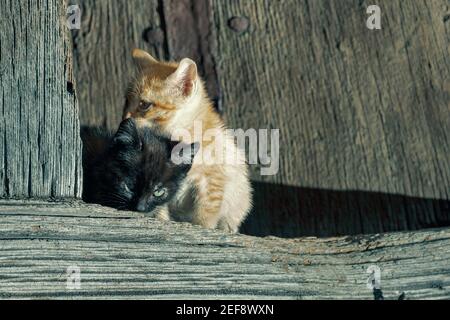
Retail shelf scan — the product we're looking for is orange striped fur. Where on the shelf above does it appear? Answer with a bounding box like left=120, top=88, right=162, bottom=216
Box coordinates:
left=123, top=49, right=252, bottom=233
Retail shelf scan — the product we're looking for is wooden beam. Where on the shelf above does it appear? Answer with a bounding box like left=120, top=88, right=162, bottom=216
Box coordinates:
left=0, top=200, right=449, bottom=299
left=0, top=0, right=82, bottom=198
left=212, top=0, right=450, bottom=196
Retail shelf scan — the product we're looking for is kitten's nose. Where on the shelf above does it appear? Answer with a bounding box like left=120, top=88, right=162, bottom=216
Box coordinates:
left=136, top=199, right=147, bottom=212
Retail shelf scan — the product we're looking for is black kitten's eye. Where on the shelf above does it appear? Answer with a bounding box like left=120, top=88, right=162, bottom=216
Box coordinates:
left=153, top=184, right=167, bottom=198
left=139, top=100, right=153, bottom=111
left=153, top=188, right=166, bottom=198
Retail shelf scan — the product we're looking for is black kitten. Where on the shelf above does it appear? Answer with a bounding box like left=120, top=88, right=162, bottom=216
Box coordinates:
left=81, top=118, right=198, bottom=215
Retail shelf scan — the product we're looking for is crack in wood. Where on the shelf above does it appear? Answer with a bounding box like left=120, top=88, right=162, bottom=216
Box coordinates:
left=163, top=0, right=222, bottom=112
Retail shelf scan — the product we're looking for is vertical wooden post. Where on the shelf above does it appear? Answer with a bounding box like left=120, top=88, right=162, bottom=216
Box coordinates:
left=0, top=0, right=82, bottom=198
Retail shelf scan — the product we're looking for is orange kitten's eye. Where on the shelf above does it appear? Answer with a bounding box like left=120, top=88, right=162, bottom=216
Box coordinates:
left=139, top=100, right=153, bottom=111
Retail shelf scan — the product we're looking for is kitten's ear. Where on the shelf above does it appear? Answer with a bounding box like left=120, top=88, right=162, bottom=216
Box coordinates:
left=132, top=48, right=158, bottom=70
left=166, top=58, right=198, bottom=97
left=113, top=118, right=140, bottom=148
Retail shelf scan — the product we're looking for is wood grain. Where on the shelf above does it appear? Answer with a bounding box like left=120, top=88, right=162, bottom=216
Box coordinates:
left=0, top=200, right=449, bottom=299
left=0, top=0, right=82, bottom=198
left=212, top=0, right=450, bottom=198
left=72, top=0, right=164, bottom=130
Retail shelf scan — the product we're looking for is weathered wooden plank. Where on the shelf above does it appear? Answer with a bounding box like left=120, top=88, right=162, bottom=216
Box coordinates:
left=210, top=0, right=450, bottom=235
left=213, top=0, right=450, bottom=197
left=0, top=0, right=82, bottom=198
left=0, top=201, right=449, bottom=300
left=72, top=0, right=163, bottom=130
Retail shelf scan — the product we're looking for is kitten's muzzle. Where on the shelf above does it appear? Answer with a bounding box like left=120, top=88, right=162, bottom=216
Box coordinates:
left=136, top=199, right=148, bottom=212
left=136, top=197, right=155, bottom=213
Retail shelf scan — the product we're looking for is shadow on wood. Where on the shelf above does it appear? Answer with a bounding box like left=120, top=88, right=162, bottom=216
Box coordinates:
left=241, top=182, right=450, bottom=238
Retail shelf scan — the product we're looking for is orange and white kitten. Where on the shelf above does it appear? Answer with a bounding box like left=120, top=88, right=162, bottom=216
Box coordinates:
left=123, top=49, right=252, bottom=233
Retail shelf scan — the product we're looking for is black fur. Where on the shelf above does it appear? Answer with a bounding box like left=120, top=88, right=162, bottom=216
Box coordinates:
left=81, top=118, right=198, bottom=213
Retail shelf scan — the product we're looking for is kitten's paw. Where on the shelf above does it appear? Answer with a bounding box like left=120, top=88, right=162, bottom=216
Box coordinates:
left=148, top=205, right=170, bottom=221
left=216, top=219, right=238, bottom=234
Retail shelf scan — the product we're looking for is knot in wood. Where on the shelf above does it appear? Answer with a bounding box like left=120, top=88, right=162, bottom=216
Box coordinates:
left=143, top=27, right=164, bottom=46
left=228, top=16, right=250, bottom=34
